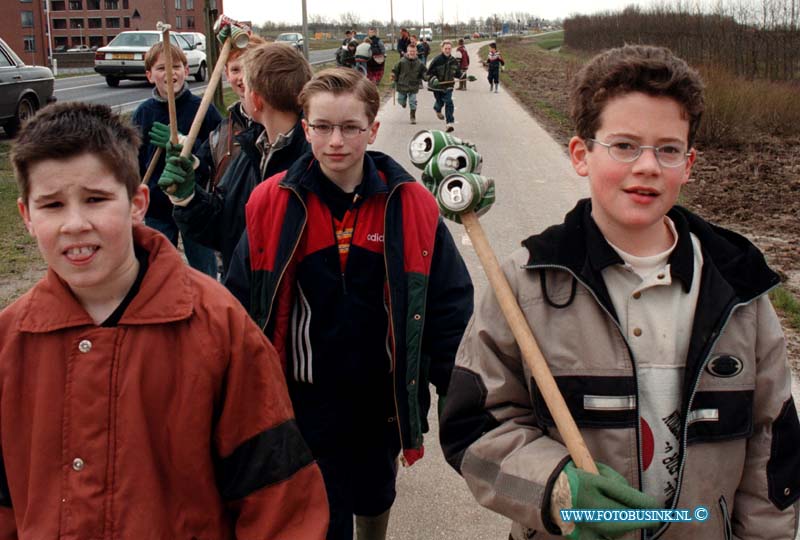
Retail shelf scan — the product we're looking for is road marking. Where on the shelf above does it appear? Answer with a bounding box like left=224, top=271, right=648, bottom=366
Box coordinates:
left=55, top=82, right=107, bottom=93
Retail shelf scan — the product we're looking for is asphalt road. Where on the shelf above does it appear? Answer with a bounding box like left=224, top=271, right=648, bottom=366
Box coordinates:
left=371, top=40, right=588, bottom=539
left=52, top=47, right=339, bottom=115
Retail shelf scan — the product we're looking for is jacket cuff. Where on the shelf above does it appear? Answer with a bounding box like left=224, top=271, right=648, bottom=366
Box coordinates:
left=542, top=455, right=572, bottom=535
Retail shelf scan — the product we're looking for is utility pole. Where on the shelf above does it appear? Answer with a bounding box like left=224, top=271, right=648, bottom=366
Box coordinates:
left=301, top=0, right=309, bottom=59
left=422, top=0, right=425, bottom=31
left=390, top=0, right=395, bottom=51
left=203, top=0, right=224, bottom=113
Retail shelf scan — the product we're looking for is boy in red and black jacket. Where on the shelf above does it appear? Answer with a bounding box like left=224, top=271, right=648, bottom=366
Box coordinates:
left=225, top=67, right=473, bottom=540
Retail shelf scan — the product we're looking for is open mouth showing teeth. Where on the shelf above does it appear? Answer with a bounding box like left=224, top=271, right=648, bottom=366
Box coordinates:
left=65, top=246, right=98, bottom=259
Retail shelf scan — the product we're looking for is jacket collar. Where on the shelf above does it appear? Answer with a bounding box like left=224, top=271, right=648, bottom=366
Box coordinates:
left=523, top=198, right=779, bottom=302
left=16, top=225, right=195, bottom=333
left=150, top=82, right=190, bottom=103
left=280, top=150, right=415, bottom=198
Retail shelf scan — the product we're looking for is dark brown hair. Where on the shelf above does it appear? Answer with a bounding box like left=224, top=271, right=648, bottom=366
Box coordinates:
left=242, top=43, right=312, bottom=113
left=11, top=102, right=141, bottom=203
left=298, top=67, right=380, bottom=123
left=144, top=41, right=187, bottom=71
left=570, top=44, right=705, bottom=148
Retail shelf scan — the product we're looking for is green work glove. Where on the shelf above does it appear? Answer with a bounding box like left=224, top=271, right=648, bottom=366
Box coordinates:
left=158, top=154, right=196, bottom=200
left=439, top=175, right=495, bottom=224
left=148, top=121, right=185, bottom=156
left=428, top=76, right=439, bottom=90
left=216, top=23, right=231, bottom=44
left=553, top=461, right=660, bottom=540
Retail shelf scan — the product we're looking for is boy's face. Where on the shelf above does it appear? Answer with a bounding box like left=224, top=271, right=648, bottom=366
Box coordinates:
left=569, top=92, right=696, bottom=250
left=410, top=37, right=417, bottom=46
left=442, top=43, right=452, bottom=56
left=146, top=52, right=189, bottom=98
left=302, top=92, right=380, bottom=187
left=18, top=153, right=149, bottom=298
left=225, top=56, right=246, bottom=100
left=406, top=46, right=418, bottom=59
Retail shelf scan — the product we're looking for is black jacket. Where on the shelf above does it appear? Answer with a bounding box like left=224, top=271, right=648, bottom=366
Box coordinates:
left=174, top=118, right=309, bottom=272
left=427, top=53, right=462, bottom=84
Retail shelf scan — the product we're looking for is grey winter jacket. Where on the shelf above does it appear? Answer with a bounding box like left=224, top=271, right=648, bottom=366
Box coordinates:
left=440, top=200, right=800, bottom=540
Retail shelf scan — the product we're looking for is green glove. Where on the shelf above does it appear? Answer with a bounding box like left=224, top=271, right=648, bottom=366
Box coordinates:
left=558, top=461, right=660, bottom=540
left=148, top=121, right=184, bottom=156
left=428, top=76, right=439, bottom=90
left=158, top=154, right=196, bottom=200
left=216, top=24, right=231, bottom=45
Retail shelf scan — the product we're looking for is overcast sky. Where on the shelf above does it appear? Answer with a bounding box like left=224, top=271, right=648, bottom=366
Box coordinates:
left=223, top=0, right=656, bottom=27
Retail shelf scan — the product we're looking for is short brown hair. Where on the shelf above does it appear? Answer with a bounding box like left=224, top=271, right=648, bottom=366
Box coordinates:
left=570, top=44, right=705, bottom=148
left=11, top=102, right=141, bottom=203
left=441, top=40, right=452, bottom=49
left=144, top=41, right=188, bottom=71
left=228, top=33, right=267, bottom=63
left=242, top=43, right=312, bottom=113
left=298, top=68, right=380, bottom=124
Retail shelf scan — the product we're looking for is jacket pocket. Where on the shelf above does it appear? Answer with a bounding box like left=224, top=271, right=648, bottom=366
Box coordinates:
left=686, top=390, right=753, bottom=444
left=531, top=376, right=637, bottom=429
left=718, top=496, right=732, bottom=540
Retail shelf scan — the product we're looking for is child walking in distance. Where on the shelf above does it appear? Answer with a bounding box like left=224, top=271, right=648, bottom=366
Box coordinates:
left=391, top=44, right=427, bottom=124
left=456, top=38, right=470, bottom=90
left=132, top=41, right=221, bottom=277
left=3, top=102, right=329, bottom=539
left=224, top=68, right=473, bottom=540
left=486, top=42, right=504, bottom=93
left=440, top=44, right=800, bottom=540
left=427, top=40, right=462, bottom=132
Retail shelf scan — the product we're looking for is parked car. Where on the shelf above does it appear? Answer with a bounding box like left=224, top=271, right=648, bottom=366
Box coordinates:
left=0, top=37, right=56, bottom=137
left=67, top=44, right=92, bottom=52
left=94, top=30, right=207, bottom=87
left=472, top=32, right=481, bottom=39
left=276, top=32, right=304, bottom=51
left=179, top=31, right=206, bottom=51
left=420, top=28, right=433, bottom=41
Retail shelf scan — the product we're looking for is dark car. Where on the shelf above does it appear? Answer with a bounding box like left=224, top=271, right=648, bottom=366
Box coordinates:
left=0, top=38, right=56, bottom=137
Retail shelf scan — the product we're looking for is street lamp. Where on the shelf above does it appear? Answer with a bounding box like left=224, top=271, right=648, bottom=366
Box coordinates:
left=77, top=23, right=83, bottom=47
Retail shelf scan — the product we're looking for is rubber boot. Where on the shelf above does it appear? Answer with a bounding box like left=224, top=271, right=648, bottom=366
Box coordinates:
left=494, top=83, right=499, bottom=93
left=458, top=78, right=466, bottom=90
left=355, top=509, right=391, bottom=540
left=410, top=109, right=416, bottom=124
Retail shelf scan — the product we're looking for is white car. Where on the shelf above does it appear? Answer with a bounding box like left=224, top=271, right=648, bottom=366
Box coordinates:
left=67, top=44, right=92, bottom=52
left=179, top=32, right=206, bottom=51
left=94, top=31, right=206, bottom=87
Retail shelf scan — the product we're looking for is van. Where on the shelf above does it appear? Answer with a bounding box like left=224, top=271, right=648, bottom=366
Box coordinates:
left=420, top=28, right=433, bottom=41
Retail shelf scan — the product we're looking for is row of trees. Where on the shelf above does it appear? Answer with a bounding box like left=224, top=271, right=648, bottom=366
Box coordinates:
left=564, top=2, right=800, bottom=81
left=254, top=11, right=551, bottom=38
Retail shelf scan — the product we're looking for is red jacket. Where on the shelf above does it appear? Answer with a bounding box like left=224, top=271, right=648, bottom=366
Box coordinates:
left=0, top=225, right=328, bottom=540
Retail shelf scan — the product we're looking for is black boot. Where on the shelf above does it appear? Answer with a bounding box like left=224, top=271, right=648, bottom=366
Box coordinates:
left=410, top=109, right=416, bottom=124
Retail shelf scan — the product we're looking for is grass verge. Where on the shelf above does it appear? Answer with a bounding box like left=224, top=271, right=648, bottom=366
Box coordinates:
left=771, top=287, right=800, bottom=333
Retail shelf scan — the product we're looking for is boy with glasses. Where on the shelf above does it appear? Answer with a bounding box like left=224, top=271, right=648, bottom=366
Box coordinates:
left=440, top=45, right=800, bottom=540
left=225, top=67, right=473, bottom=540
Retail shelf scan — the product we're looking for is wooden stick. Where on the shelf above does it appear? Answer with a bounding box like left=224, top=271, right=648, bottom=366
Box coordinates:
left=141, top=147, right=162, bottom=185
left=459, top=210, right=599, bottom=474
left=161, top=27, right=179, bottom=145
left=141, top=25, right=177, bottom=187
left=179, top=38, right=232, bottom=160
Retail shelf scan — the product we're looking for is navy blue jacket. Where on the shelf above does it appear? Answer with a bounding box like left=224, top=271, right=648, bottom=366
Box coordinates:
left=132, top=86, right=221, bottom=223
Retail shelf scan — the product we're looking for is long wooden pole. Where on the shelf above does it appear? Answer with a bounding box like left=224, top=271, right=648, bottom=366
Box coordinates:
left=459, top=210, right=598, bottom=474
